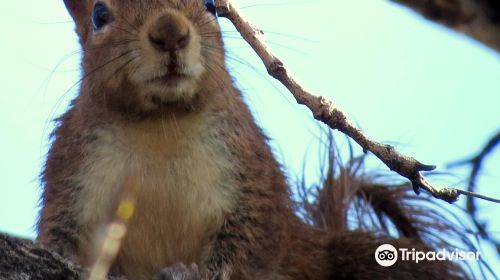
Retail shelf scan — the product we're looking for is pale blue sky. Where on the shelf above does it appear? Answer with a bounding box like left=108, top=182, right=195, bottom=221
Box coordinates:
left=0, top=0, right=498, bottom=277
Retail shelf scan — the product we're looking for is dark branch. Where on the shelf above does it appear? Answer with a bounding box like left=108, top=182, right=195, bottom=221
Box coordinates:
left=0, top=233, right=125, bottom=280
left=392, top=0, right=500, bottom=51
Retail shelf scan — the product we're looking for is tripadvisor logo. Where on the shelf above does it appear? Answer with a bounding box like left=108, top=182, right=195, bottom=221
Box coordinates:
left=375, top=244, right=481, bottom=267
left=375, top=244, right=398, bottom=267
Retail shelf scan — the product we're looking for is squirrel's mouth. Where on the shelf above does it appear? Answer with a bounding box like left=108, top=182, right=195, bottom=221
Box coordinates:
left=138, top=67, right=200, bottom=105
left=147, top=72, right=190, bottom=86
left=134, top=61, right=203, bottom=105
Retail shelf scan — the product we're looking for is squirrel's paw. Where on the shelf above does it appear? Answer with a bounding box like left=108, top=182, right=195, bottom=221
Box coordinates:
left=154, top=263, right=211, bottom=280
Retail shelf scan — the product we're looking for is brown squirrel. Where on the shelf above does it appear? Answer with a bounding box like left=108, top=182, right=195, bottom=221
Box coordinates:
left=38, top=0, right=467, bottom=279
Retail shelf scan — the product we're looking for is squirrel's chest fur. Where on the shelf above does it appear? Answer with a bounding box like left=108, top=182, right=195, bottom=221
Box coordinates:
left=74, top=115, right=236, bottom=278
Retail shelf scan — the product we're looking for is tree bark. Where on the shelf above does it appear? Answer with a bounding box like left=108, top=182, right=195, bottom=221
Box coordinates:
left=0, top=233, right=124, bottom=280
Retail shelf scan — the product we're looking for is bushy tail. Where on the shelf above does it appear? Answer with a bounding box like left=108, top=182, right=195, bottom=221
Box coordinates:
left=294, top=133, right=497, bottom=279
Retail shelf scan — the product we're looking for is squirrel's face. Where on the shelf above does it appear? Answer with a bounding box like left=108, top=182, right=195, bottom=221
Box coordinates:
left=63, top=0, right=225, bottom=114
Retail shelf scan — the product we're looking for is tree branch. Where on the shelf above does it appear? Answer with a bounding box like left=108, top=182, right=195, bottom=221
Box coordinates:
left=0, top=233, right=125, bottom=280
left=448, top=130, right=500, bottom=252
left=214, top=0, right=500, bottom=204
left=449, top=131, right=500, bottom=210
left=391, top=0, right=500, bottom=51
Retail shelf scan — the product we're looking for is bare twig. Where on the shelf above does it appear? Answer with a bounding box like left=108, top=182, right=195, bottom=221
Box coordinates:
left=214, top=0, right=500, bottom=204
left=449, top=130, right=500, bottom=211
left=448, top=131, right=500, bottom=252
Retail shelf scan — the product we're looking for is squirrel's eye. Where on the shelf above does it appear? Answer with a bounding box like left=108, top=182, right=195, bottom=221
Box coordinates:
left=92, top=2, right=113, bottom=30
left=204, top=0, right=217, bottom=16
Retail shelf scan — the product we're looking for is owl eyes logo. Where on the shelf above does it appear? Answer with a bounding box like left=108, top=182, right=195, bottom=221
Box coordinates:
left=378, top=250, right=396, bottom=260
left=375, top=244, right=398, bottom=267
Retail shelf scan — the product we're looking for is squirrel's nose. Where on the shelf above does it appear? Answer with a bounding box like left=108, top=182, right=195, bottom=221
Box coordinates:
left=148, top=13, right=191, bottom=52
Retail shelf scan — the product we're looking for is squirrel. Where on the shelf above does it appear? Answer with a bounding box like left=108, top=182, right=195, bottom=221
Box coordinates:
left=37, top=1, right=467, bottom=279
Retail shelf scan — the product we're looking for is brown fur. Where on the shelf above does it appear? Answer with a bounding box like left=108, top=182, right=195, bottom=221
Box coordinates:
left=38, top=1, right=467, bottom=279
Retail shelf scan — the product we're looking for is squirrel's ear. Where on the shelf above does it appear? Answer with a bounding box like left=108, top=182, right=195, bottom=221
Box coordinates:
left=63, top=0, right=90, bottom=24
left=63, top=0, right=91, bottom=42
